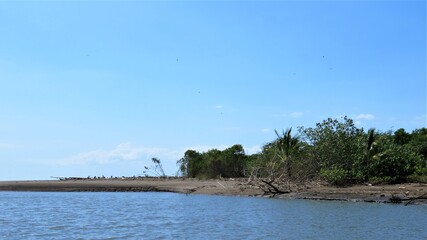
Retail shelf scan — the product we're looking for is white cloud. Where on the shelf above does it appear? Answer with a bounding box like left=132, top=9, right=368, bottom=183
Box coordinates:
left=183, top=144, right=261, bottom=155
left=355, top=114, right=375, bottom=120
left=245, top=145, right=262, bottom=155
left=0, top=143, right=18, bottom=149
left=57, top=143, right=243, bottom=167
left=56, top=143, right=180, bottom=166
left=290, top=112, right=304, bottom=118
left=183, top=144, right=229, bottom=153
left=413, top=114, right=426, bottom=125
left=55, top=143, right=264, bottom=176
left=261, top=128, right=271, bottom=133
left=214, top=105, right=223, bottom=109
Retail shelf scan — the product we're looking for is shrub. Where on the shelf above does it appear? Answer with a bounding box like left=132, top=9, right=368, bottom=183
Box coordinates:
left=320, top=166, right=351, bottom=186
left=369, top=143, right=423, bottom=183
left=368, top=176, right=394, bottom=184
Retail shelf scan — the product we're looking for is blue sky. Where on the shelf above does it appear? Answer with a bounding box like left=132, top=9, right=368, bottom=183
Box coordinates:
left=0, top=1, right=425, bottom=180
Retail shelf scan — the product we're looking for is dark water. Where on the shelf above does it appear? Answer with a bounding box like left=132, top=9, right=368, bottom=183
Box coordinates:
left=0, top=192, right=425, bottom=239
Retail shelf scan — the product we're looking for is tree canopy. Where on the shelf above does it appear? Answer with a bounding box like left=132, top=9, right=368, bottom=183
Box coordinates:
left=177, top=117, right=427, bottom=185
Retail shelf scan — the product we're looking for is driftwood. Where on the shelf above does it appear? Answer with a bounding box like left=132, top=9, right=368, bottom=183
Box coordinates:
left=389, top=192, right=427, bottom=205
left=404, top=193, right=427, bottom=205
left=259, top=179, right=292, bottom=197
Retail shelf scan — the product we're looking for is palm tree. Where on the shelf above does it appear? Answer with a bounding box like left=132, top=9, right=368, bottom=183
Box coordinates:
left=365, top=128, right=377, bottom=181
left=274, top=128, right=300, bottom=179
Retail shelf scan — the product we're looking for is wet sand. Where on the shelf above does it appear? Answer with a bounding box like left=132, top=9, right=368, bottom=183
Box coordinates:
left=0, top=178, right=425, bottom=204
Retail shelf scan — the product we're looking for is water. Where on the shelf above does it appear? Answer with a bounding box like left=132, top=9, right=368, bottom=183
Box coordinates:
left=0, top=192, right=426, bottom=239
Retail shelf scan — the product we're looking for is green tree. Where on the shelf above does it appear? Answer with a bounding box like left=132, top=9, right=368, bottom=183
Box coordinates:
left=178, top=146, right=248, bottom=179
left=203, top=149, right=222, bottom=178
left=244, top=143, right=277, bottom=178
left=274, top=128, right=300, bottom=179
left=246, top=128, right=312, bottom=181
left=299, top=116, right=365, bottom=185
left=177, top=119, right=426, bottom=184
left=409, top=128, right=427, bottom=161
left=177, top=150, right=203, bottom=178
left=369, top=137, right=422, bottom=183
left=394, top=128, right=411, bottom=145
left=364, top=128, right=377, bottom=181
left=408, top=128, right=427, bottom=181
left=221, top=144, right=246, bottom=177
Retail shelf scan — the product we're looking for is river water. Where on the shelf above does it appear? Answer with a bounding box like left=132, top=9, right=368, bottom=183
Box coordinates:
left=0, top=192, right=425, bottom=239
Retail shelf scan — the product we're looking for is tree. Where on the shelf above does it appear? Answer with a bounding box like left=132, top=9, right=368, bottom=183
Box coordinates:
left=299, top=116, right=365, bottom=185
left=408, top=128, right=427, bottom=181
left=177, top=150, right=203, bottom=178
left=177, top=146, right=247, bottom=179
left=364, top=128, right=377, bottom=181
left=394, top=128, right=411, bottom=145
left=204, top=149, right=223, bottom=178
left=273, top=128, right=300, bottom=179
left=409, top=128, right=427, bottom=161
left=176, top=118, right=426, bottom=185
left=221, top=144, right=246, bottom=177
left=143, top=158, right=166, bottom=177
left=369, top=138, right=422, bottom=183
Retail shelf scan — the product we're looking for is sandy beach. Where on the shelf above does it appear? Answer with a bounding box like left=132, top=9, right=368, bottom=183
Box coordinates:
left=0, top=178, right=426, bottom=204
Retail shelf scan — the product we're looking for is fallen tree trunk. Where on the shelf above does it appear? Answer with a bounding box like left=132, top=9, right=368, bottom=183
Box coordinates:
left=260, top=179, right=291, bottom=197
left=404, top=193, right=427, bottom=205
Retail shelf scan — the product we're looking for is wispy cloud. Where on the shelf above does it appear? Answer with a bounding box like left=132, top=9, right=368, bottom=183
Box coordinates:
left=355, top=113, right=375, bottom=120
left=56, top=143, right=264, bottom=170
left=290, top=111, right=304, bottom=118
left=413, top=114, right=426, bottom=125
left=214, top=105, right=223, bottom=109
left=56, top=143, right=240, bottom=167
left=183, top=144, right=229, bottom=153
left=183, top=144, right=261, bottom=155
left=261, top=128, right=271, bottom=133
left=245, top=145, right=262, bottom=155
left=0, top=143, right=18, bottom=149
left=56, top=143, right=180, bottom=166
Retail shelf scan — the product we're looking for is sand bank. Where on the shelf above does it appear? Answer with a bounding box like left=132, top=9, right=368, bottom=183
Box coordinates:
left=0, top=178, right=425, bottom=204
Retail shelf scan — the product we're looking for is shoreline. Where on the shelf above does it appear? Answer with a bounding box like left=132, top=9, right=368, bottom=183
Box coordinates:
left=0, top=178, right=426, bottom=204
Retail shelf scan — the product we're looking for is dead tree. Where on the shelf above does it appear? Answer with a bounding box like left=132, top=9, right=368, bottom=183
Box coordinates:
left=260, top=179, right=291, bottom=197
left=404, top=193, right=427, bottom=205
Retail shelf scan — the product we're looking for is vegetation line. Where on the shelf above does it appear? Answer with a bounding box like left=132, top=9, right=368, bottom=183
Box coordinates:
left=177, top=116, right=427, bottom=187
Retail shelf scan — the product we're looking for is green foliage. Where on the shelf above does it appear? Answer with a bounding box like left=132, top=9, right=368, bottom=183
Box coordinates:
left=177, top=150, right=203, bottom=178
left=368, top=176, right=394, bottom=185
left=299, top=116, right=366, bottom=183
left=245, top=129, right=313, bottom=181
left=273, top=128, right=300, bottom=178
left=363, top=128, right=378, bottom=181
left=177, top=145, right=247, bottom=179
left=407, top=172, right=427, bottom=183
left=220, top=145, right=246, bottom=177
left=394, top=128, right=411, bottom=145
left=369, top=139, right=423, bottom=183
left=409, top=128, right=427, bottom=161
left=177, top=117, right=426, bottom=186
left=320, top=166, right=351, bottom=186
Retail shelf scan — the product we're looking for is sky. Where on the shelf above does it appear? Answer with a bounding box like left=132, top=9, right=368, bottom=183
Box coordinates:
left=0, top=0, right=425, bottom=180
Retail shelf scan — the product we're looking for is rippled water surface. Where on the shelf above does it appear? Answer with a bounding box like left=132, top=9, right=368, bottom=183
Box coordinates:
left=0, top=192, right=426, bottom=239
